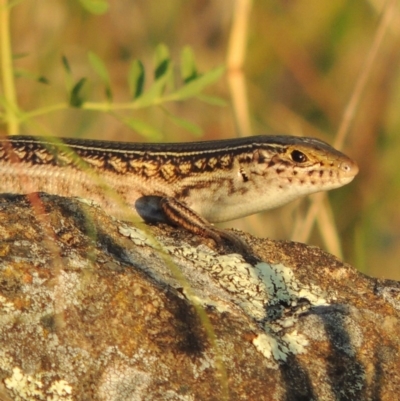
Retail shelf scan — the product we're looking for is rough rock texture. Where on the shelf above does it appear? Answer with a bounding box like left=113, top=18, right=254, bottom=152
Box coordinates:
left=0, top=193, right=399, bottom=401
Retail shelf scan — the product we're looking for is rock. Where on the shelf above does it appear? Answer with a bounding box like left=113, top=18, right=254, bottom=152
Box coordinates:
left=0, top=193, right=399, bottom=401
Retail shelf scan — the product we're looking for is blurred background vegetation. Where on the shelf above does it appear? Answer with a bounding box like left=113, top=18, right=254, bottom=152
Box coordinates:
left=1, top=0, right=400, bottom=279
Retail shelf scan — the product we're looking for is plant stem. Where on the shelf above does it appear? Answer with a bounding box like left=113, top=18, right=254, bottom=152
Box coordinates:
left=22, top=103, right=69, bottom=120
left=22, top=97, right=169, bottom=121
left=0, top=0, right=19, bottom=134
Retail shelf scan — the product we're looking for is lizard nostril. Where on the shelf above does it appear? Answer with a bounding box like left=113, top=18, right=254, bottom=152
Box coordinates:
left=340, top=160, right=359, bottom=176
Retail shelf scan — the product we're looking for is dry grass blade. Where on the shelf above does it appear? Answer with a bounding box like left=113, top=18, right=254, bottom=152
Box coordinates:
left=227, top=0, right=253, bottom=138
left=293, top=0, right=398, bottom=249
left=226, top=0, right=269, bottom=237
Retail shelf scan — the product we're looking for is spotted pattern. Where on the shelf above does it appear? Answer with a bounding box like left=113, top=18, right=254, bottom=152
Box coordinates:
left=0, top=135, right=357, bottom=190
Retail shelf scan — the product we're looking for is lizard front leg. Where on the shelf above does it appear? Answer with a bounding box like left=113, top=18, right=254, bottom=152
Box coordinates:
left=159, top=197, right=252, bottom=254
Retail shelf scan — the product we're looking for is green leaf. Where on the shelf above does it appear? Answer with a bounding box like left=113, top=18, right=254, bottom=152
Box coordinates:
left=78, top=0, right=109, bottom=14
left=133, top=64, right=172, bottom=108
left=170, top=66, right=225, bottom=101
left=62, top=56, right=73, bottom=92
left=88, top=51, right=112, bottom=101
left=180, top=46, right=198, bottom=83
left=62, top=55, right=72, bottom=75
left=155, top=59, right=169, bottom=81
left=129, top=44, right=173, bottom=105
left=153, top=44, right=170, bottom=79
left=70, top=78, right=87, bottom=108
left=14, top=69, right=49, bottom=84
left=165, top=112, right=202, bottom=137
left=12, top=52, right=29, bottom=60
left=128, top=59, right=145, bottom=99
left=88, top=52, right=109, bottom=84
left=122, top=118, right=163, bottom=141
left=197, top=94, right=227, bottom=106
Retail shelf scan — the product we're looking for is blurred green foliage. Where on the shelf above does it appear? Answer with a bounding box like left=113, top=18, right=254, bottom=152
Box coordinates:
left=1, top=0, right=399, bottom=279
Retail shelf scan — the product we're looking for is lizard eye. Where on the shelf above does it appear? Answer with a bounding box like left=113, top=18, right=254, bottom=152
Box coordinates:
left=291, top=150, right=308, bottom=163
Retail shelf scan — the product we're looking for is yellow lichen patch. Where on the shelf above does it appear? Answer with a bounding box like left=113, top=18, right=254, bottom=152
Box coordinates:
left=0, top=243, right=10, bottom=257
left=14, top=296, right=31, bottom=310
left=22, top=272, right=33, bottom=284
left=5, top=367, right=73, bottom=401
left=2, top=266, right=22, bottom=279
left=112, top=289, right=134, bottom=308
